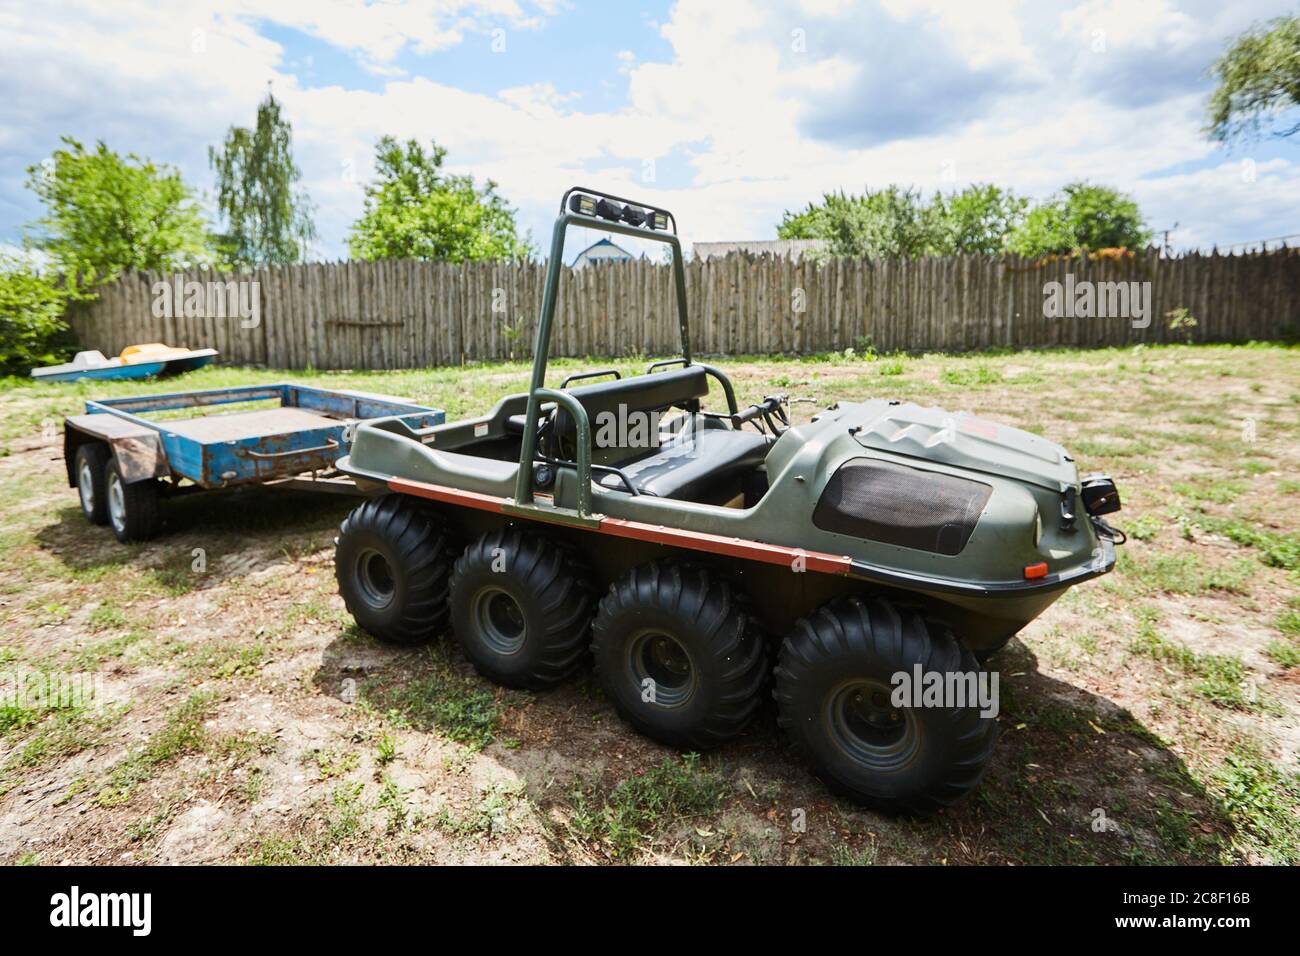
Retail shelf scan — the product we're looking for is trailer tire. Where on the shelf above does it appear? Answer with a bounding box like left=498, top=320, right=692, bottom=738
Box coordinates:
left=104, top=459, right=161, bottom=543
left=336, top=496, right=455, bottom=645
left=592, top=561, right=766, bottom=750
left=775, top=597, right=998, bottom=814
left=75, top=443, right=111, bottom=525
left=449, top=528, right=595, bottom=689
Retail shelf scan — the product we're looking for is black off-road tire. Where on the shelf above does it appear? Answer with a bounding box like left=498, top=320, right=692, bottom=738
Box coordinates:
left=336, top=495, right=456, bottom=645
left=449, top=528, right=595, bottom=689
left=75, top=443, right=110, bottom=525
left=774, top=596, right=999, bottom=814
left=104, top=458, right=161, bottom=543
left=591, top=561, right=766, bottom=750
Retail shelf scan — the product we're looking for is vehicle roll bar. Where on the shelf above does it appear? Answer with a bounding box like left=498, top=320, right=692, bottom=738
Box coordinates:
left=514, top=188, right=693, bottom=515
left=515, top=387, right=593, bottom=515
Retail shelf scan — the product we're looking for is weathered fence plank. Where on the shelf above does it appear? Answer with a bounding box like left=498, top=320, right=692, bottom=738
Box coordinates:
left=66, top=250, right=1300, bottom=370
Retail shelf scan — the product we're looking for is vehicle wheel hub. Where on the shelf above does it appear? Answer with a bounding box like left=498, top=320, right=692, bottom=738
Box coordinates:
left=826, top=679, right=920, bottom=771
left=355, top=548, right=396, bottom=609
left=628, top=630, right=696, bottom=707
left=78, top=460, right=95, bottom=513
left=473, top=587, right=527, bottom=654
left=107, top=473, right=126, bottom=533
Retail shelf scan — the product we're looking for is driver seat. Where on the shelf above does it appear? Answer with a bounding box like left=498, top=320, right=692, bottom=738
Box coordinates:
left=506, top=366, right=769, bottom=500
left=597, top=419, right=768, bottom=499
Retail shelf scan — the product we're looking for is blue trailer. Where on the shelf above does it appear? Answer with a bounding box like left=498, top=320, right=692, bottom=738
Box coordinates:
left=63, top=383, right=443, bottom=542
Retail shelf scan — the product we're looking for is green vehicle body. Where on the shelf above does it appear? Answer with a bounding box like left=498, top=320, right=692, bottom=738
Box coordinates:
left=338, top=187, right=1116, bottom=651
left=335, top=187, right=1123, bottom=811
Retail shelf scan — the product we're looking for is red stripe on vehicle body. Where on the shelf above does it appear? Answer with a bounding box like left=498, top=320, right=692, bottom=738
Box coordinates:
left=388, top=477, right=506, bottom=513
left=597, top=517, right=852, bottom=573
left=387, top=477, right=852, bottom=574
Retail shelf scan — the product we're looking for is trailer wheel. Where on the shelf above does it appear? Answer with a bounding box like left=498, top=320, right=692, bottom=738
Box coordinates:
left=336, top=495, right=456, bottom=645
left=591, top=561, right=766, bottom=750
left=104, top=459, right=161, bottom=543
left=775, top=597, right=998, bottom=814
left=75, top=443, right=111, bottom=525
left=449, top=528, right=595, bottom=689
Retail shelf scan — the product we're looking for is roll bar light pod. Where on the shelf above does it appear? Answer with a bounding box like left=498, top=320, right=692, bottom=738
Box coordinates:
left=566, top=191, right=671, bottom=232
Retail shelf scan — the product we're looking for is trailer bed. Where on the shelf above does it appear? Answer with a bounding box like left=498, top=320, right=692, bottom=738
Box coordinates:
left=161, top=407, right=339, bottom=444
left=65, top=383, right=443, bottom=490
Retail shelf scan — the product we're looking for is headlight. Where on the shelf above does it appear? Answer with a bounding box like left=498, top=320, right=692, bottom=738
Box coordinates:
left=568, top=193, right=667, bottom=230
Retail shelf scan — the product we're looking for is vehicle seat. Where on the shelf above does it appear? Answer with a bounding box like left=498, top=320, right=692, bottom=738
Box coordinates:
left=565, top=366, right=706, bottom=438
left=506, top=366, right=708, bottom=456
left=505, top=365, right=766, bottom=500
left=597, top=422, right=768, bottom=500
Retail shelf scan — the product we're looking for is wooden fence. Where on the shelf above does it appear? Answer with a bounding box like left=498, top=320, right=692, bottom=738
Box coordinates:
left=67, top=249, right=1300, bottom=369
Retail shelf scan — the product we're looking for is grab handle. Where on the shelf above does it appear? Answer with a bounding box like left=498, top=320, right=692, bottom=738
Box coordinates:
left=242, top=439, right=340, bottom=460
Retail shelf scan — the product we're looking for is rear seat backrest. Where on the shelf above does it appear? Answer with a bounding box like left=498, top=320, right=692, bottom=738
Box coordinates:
left=553, top=365, right=709, bottom=453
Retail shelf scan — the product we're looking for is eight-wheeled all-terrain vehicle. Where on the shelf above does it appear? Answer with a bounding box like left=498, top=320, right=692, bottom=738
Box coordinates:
left=334, top=188, right=1124, bottom=812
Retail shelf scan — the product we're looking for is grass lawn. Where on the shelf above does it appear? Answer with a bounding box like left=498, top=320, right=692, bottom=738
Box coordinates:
left=0, top=342, right=1297, bottom=864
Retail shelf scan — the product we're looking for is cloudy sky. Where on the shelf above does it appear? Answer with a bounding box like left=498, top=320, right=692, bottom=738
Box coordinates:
left=2, top=0, right=1298, bottom=263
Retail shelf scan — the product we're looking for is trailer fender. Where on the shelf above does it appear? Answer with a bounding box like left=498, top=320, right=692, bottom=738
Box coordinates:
left=64, top=415, right=168, bottom=486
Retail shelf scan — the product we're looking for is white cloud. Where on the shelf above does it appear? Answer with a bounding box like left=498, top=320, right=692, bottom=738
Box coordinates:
left=246, top=0, right=552, bottom=63
left=497, top=82, right=580, bottom=117
left=1136, top=157, right=1300, bottom=249
left=1, top=0, right=1298, bottom=260
left=1058, top=0, right=1200, bottom=51
left=880, top=0, right=1037, bottom=69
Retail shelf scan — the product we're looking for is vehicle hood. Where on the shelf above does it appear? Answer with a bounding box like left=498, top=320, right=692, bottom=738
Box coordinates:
left=833, top=400, right=1078, bottom=493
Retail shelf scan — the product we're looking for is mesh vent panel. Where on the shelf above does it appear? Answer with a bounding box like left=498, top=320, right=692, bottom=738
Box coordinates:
left=813, top=458, right=992, bottom=556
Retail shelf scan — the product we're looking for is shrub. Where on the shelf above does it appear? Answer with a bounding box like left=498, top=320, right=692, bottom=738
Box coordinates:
left=0, top=258, right=72, bottom=376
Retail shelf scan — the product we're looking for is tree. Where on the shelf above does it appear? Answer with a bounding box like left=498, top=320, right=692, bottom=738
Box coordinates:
left=348, top=137, right=532, bottom=263
left=209, top=92, right=317, bottom=267
left=0, top=256, right=73, bottom=375
left=929, top=185, right=1028, bottom=255
left=778, top=187, right=940, bottom=258
left=778, top=184, right=1027, bottom=257
left=1206, top=16, right=1300, bottom=142
left=1006, top=182, right=1150, bottom=257
left=25, top=138, right=211, bottom=294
